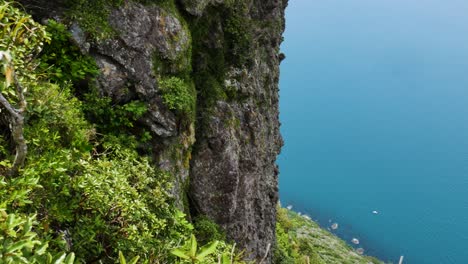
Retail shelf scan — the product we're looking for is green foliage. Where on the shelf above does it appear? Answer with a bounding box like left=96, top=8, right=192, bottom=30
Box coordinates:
left=0, top=1, right=49, bottom=66
left=81, top=88, right=152, bottom=144
left=187, top=1, right=253, bottom=125
left=193, top=216, right=226, bottom=245
left=0, top=0, right=49, bottom=102
left=38, top=20, right=98, bottom=84
left=72, top=143, right=193, bottom=261
left=159, top=77, right=196, bottom=118
left=0, top=174, right=75, bottom=263
left=223, top=2, right=253, bottom=67
left=118, top=251, right=140, bottom=264
left=18, top=80, right=190, bottom=263
left=0, top=210, right=75, bottom=264
left=82, top=92, right=148, bottom=132
left=171, top=234, right=219, bottom=264
left=0, top=3, right=73, bottom=261
left=274, top=207, right=383, bottom=264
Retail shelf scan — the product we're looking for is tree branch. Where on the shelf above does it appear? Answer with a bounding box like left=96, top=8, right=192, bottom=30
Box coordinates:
left=0, top=66, right=27, bottom=177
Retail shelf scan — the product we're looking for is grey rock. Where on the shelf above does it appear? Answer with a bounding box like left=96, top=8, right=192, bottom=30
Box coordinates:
left=69, top=23, right=90, bottom=53
left=189, top=0, right=287, bottom=262
left=90, top=2, right=190, bottom=137
left=180, top=0, right=225, bottom=16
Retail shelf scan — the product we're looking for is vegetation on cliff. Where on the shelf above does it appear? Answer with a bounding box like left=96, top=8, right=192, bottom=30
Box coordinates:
left=0, top=1, right=383, bottom=263
left=274, top=207, right=383, bottom=264
left=0, top=2, right=239, bottom=262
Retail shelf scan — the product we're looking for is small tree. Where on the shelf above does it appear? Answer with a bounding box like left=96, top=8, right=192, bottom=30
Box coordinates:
left=0, top=1, right=49, bottom=176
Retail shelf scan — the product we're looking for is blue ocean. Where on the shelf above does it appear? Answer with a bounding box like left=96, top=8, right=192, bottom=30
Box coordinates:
left=278, top=0, right=468, bottom=263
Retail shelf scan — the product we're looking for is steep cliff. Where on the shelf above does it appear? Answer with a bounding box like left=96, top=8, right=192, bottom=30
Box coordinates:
left=17, top=0, right=287, bottom=261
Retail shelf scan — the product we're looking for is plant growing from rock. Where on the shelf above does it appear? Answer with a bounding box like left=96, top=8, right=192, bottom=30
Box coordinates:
left=159, top=76, right=195, bottom=118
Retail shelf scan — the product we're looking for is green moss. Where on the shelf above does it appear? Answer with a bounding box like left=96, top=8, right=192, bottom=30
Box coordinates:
left=153, top=47, right=192, bottom=79
left=223, top=2, right=254, bottom=67
left=66, top=0, right=124, bottom=39
left=186, top=0, right=256, bottom=123
left=66, top=0, right=180, bottom=39
left=187, top=7, right=227, bottom=118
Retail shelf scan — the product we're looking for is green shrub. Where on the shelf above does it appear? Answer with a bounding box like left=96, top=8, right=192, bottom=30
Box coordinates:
left=0, top=1, right=49, bottom=104
left=38, top=20, right=98, bottom=84
left=82, top=92, right=148, bottom=132
left=19, top=81, right=191, bottom=263
left=159, top=76, right=196, bottom=118
left=0, top=209, right=75, bottom=264
left=193, top=216, right=226, bottom=244
left=72, top=143, right=193, bottom=261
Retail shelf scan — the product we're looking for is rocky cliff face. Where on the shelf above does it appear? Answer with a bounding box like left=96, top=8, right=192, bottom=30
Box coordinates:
left=20, top=0, right=287, bottom=262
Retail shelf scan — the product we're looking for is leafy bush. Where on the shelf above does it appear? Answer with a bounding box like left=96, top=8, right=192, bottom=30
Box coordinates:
left=19, top=81, right=191, bottom=263
left=72, top=141, right=193, bottom=261
left=82, top=92, right=148, bottom=131
left=0, top=1, right=49, bottom=104
left=159, top=76, right=196, bottom=118
left=38, top=20, right=98, bottom=84
left=0, top=209, right=75, bottom=264
left=0, top=2, right=72, bottom=261
left=193, top=215, right=226, bottom=245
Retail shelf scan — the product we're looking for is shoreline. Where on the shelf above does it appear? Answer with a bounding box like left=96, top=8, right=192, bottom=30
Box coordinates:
left=276, top=205, right=385, bottom=263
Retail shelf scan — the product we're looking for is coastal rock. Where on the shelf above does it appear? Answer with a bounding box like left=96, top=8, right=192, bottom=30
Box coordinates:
left=189, top=0, right=286, bottom=262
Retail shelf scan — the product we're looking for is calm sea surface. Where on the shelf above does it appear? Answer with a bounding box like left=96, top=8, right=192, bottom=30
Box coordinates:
left=278, top=1, right=468, bottom=263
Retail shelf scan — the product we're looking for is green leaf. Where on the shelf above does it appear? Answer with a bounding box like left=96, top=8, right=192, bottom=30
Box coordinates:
left=5, top=240, right=30, bottom=254
left=196, top=241, right=219, bottom=260
left=118, top=251, right=127, bottom=264
left=190, top=234, right=197, bottom=257
left=64, top=253, right=75, bottom=264
left=53, top=253, right=67, bottom=264
left=35, top=243, right=49, bottom=255
left=128, top=256, right=140, bottom=264
left=171, top=249, right=190, bottom=260
left=222, top=253, right=231, bottom=264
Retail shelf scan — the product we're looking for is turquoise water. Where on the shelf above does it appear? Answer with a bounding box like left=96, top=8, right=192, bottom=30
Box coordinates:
left=278, top=1, right=468, bottom=263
